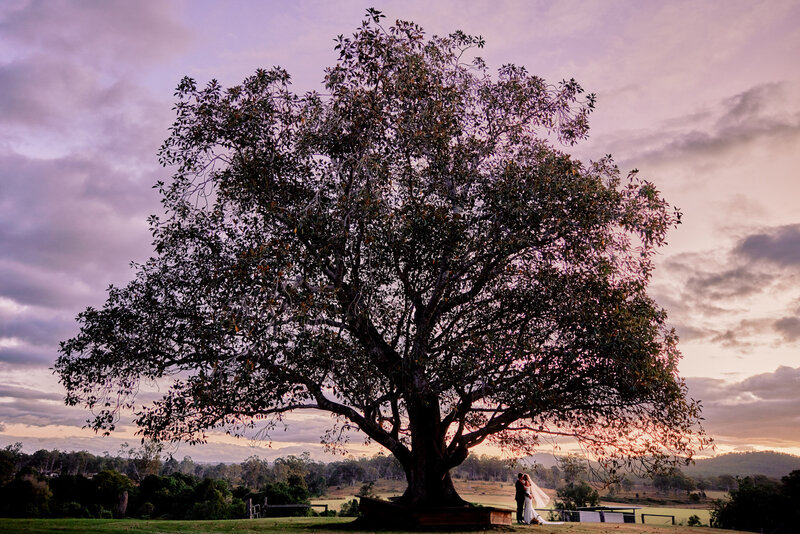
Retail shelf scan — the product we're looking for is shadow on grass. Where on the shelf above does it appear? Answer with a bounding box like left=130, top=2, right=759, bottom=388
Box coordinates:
left=321, top=517, right=515, bottom=533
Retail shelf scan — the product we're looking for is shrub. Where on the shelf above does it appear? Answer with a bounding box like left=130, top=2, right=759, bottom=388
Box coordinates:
left=263, top=480, right=310, bottom=505
left=339, top=498, right=361, bottom=517
left=687, top=514, right=703, bottom=526
left=186, top=478, right=236, bottom=519
left=49, top=474, right=95, bottom=512
left=133, top=473, right=196, bottom=519
left=138, top=501, right=155, bottom=518
left=92, top=469, right=133, bottom=517
left=56, top=501, right=92, bottom=518
left=357, top=481, right=378, bottom=498
left=0, top=475, right=52, bottom=517
left=555, top=482, right=599, bottom=510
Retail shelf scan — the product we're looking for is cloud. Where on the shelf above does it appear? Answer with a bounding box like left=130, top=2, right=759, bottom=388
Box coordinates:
left=0, top=399, right=373, bottom=462
left=673, top=323, right=710, bottom=343
left=0, top=57, right=100, bottom=128
left=0, top=1, right=191, bottom=69
left=0, top=375, right=363, bottom=452
left=706, top=318, right=774, bottom=350
left=736, top=224, right=800, bottom=266
left=0, top=432, right=372, bottom=464
left=687, top=366, right=800, bottom=443
left=0, top=0, right=182, bottom=161
left=0, top=395, right=90, bottom=428
left=0, top=306, right=74, bottom=348
left=657, top=222, right=800, bottom=352
left=774, top=317, right=800, bottom=342
left=0, top=385, right=62, bottom=402
left=0, top=59, right=170, bottom=161
left=0, top=0, right=176, bottom=406
left=0, top=1, right=173, bottom=338
left=685, top=266, right=775, bottom=300
left=658, top=254, right=764, bottom=345
left=0, top=262, right=95, bottom=311
left=717, top=83, right=798, bottom=130
left=735, top=365, right=800, bottom=400
left=0, top=151, right=154, bottom=271
left=0, top=150, right=156, bottom=316
left=0, top=343, right=56, bottom=366
left=630, top=82, right=800, bottom=168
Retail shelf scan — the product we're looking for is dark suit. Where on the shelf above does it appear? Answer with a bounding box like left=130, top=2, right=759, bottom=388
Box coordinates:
left=514, top=479, right=526, bottom=523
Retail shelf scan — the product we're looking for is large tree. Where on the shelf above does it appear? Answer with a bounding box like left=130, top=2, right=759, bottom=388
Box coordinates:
left=57, top=10, right=708, bottom=507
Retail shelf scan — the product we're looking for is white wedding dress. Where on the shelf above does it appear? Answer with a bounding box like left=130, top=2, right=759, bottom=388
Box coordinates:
left=523, top=492, right=544, bottom=524
left=523, top=492, right=536, bottom=524
left=523, top=483, right=563, bottom=525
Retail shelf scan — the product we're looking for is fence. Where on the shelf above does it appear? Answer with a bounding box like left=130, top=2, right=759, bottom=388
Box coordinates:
left=556, top=506, right=637, bottom=523
left=247, top=498, right=329, bottom=519
left=641, top=512, right=676, bottom=525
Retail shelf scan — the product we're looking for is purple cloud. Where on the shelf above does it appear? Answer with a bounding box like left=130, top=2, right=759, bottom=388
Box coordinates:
left=0, top=1, right=191, bottom=69
left=735, top=365, right=800, bottom=400
left=0, top=152, right=155, bottom=264
left=658, top=226, right=800, bottom=351
left=0, top=385, right=63, bottom=402
left=687, top=366, right=800, bottom=443
left=0, top=395, right=96, bottom=427
left=0, top=57, right=100, bottom=127
left=0, top=310, right=74, bottom=348
left=0, top=344, right=55, bottom=366
left=774, top=317, right=800, bottom=342
left=736, top=224, right=800, bottom=267
left=685, top=267, right=775, bottom=300
left=611, top=81, right=800, bottom=178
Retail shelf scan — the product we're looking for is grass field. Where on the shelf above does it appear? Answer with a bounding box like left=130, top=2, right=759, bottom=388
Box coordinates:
left=0, top=517, right=747, bottom=534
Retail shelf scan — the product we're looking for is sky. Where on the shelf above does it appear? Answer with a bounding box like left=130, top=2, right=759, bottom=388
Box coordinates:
left=1, top=0, right=799, bottom=464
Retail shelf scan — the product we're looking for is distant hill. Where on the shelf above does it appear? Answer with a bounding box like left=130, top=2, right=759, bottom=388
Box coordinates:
left=520, top=451, right=800, bottom=480
left=519, top=453, right=561, bottom=469
left=685, top=451, right=800, bottom=479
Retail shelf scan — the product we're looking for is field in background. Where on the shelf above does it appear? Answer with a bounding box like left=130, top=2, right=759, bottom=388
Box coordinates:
left=315, top=479, right=714, bottom=526
left=318, top=478, right=532, bottom=509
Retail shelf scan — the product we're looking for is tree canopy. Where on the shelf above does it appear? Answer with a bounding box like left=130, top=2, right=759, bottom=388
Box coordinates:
left=57, top=10, right=709, bottom=506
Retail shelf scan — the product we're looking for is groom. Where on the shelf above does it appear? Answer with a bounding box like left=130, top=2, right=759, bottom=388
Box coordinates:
left=514, top=473, right=526, bottom=524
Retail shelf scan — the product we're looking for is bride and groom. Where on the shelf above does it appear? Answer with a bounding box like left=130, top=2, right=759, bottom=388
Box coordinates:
left=514, top=472, right=549, bottom=525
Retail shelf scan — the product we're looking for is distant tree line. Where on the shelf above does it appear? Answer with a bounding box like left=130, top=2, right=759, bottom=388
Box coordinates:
left=2, top=441, right=797, bottom=524
left=0, top=442, right=526, bottom=519
left=0, top=442, right=397, bottom=519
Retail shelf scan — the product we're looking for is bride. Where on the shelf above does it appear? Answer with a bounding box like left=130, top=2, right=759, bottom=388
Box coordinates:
left=522, top=474, right=548, bottom=525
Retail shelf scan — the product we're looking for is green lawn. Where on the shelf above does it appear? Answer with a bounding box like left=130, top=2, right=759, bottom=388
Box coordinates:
left=634, top=505, right=710, bottom=526
left=0, top=517, right=747, bottom=534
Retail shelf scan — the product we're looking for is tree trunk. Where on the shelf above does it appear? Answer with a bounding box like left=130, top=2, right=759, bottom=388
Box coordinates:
left=401, top=462, right=467, bottom=507
left=398, top=395, right=469, bottom=508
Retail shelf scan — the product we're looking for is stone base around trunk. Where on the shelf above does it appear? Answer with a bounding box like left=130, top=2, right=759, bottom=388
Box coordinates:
left=357, top=496, right=513, bottom=529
